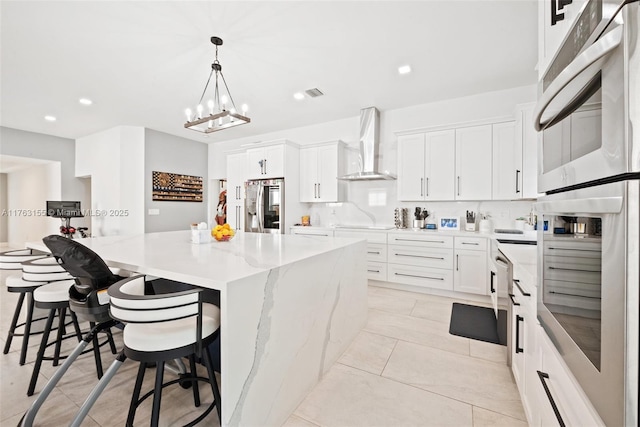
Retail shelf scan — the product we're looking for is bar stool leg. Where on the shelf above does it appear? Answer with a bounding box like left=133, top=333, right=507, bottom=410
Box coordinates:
left=151, top=360, right=165, bottom=427
left=27, top=308, right=56, bottom=396
left=106, top=328, right=117, bottom=354
left=70, top=311, right=83, bottom=342
left=127, top=362, right=147, bottom=427
left=52, top=308, right=67, bottom=366
left=3, top=292, right=26, bottom=355
left=90, top=322, right=104, bottom=378
left=188, top=354, right=201, bottom=407
left=203, top=346, right=222, bottom=422
left=19, top=293, right=36, bottom=365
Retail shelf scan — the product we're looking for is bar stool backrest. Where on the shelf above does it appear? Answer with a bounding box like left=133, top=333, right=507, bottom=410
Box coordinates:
left=42, top=235, right=121, bottom=296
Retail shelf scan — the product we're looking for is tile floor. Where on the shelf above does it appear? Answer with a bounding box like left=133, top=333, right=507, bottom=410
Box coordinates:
left=1, top=267, right=527, bottom=426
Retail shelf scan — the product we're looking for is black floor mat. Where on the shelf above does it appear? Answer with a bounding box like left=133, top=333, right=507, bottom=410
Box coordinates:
left=449, top=303, right=507, bottom=346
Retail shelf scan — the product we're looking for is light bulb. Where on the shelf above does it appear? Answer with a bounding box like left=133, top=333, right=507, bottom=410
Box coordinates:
left=230, top=108, right=236, bottom=122
left=208, top=120, right=213, bottom=128
left=207, top=99, right=214, bottom=114
left=221, top=95, right=228, bottom=109
left=241, top=104, right=248, bottom=114
left=196, top=104, right=203, bottom=118
left=185, top=108, right=192, bottom=121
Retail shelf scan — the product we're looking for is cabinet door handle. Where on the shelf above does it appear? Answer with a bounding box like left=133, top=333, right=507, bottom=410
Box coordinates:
left=513, top=279, right=531, bottom=296
left=457, top=176, right=460, bottom=196
left=367, top=269, right=380, bottom=273
left=317, top=182, right=320, bottom=199
left=426, top=177, right=429, bottom=197
left=461, top=242, right=479, bottom=245
left=367, top=251, right=381, bottom=255
left=394, top=253, right=445, bottom=260
left=508, top=293, right=520, bottom=306
left=314, top=183, right=317, bottom=198
left=490, top=271, right=496, bottom=293
left=421, top=178, right=424, bottom=197
left=394, top=272, right=444, bottom=281
left=515, top=314, right=524, bottom=353
left=394, top=238, right=445, bottom=244
left=537, top=371, right=566, bottom=427
left=456, top=254, right=459, bottom=271
left=515, top=169, right=521, bottom=194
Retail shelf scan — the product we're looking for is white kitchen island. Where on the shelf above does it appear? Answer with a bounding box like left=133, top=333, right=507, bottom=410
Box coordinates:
left=28, top=231, right=368, bottom=427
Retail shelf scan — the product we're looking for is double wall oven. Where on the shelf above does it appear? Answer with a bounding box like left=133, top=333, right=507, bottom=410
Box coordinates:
left=534, top=1, right=639, bottom=426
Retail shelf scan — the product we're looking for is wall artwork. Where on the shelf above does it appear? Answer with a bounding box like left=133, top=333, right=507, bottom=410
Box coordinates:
left=152, top=171, right=203, bottom=202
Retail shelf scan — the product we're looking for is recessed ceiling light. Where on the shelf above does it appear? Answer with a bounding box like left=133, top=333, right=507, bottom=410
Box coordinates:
left=293, top=92, right=305, bottom=100
left=79, top=98, right=93, bottom=105
left=44, top=115, right=57, bottom=122
left=398, top=65, right=412, bottom=75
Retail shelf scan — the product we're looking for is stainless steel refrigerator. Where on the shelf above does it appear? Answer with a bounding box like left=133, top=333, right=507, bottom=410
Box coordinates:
left=244, top=178, right=284, bottom=234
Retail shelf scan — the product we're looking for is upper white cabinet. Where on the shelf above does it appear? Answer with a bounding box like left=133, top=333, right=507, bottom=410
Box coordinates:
left=299, top=141, right=345, bottom=203
left=226, top=152, right=246, bottom=231
left=538, top=0, right=587, bottom=78
left=492, top=121, right=521, bottom=200
left=246, top=144, right=285, bottom=179
left=397, top=130, right=455, bottom=201
left=517, top=103, right=540, bottom=199
left=455, top=125, right=492, bottom=200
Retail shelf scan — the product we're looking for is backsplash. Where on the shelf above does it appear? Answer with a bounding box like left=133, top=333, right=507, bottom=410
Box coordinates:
left=302, top=180, right=535, bottom=230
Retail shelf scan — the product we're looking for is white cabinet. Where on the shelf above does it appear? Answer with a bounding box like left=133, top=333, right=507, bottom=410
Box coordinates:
left=387, top=233, right=454, bottom=291
left=534, top=327, right=605, bottom=427
left=453, top=236, right=488, bottom=295
left=455, top=125, right=492, bottom=200
left=299, top=141, right=345, bottom=203
left=517, top=103, right=540, bottom=199
left=290, top=227, right=334, bottom=237
left=397, top=130, right=455, bottom=201
left=492, top=121, right=522, bottom=200
left=226, top=152, right=246, bottom=231
left=538, top=0, right=587, bottom=78
left=334, top=229, right=388, bottom=281
left=246, top=144, right=285, bottom=179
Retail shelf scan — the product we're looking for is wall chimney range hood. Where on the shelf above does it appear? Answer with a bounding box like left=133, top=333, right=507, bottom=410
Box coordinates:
left=338, top=107, right=396, bottom=181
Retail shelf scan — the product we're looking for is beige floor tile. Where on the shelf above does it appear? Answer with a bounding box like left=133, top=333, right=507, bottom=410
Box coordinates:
left=410, top=298, right=454, bottom=324
left=282, top=414, right=320, bottom=427
left=295, top=363, right=473, bottom=427
left=367, top=291, right=416, bottom=315
left=469, top=339, right=508, bottom=364
left=337, top=330, right=397, bottom=375
left=472, top=406, right=528, bottom=427
left=382, top=340, right=526, bottom=421
left=365, top=309, right=470, bottom=356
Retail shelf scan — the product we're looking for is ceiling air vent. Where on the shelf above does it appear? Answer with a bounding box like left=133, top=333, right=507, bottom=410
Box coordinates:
left=305, top=88, right=324, bottom=98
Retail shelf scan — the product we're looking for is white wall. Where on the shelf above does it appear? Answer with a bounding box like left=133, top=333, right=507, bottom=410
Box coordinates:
left=7, top=162, right=61, bottom=246
left=76, top=126, right=145, bottom=236
left=0, top=173, right=7, bottom=243
left=209, top=84, right=538, bottom=228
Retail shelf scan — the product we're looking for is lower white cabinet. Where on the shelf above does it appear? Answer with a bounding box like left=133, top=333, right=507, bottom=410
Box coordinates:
left=453, top=236, right=488, bottom=295
left=334, top=229, right=388, bottom=281
left=534, top=327, right=605, bottom=427
left=387, top=263, right=454, bottom=291
left=290, top=227, right=334, bottom=237
left=227, top=202, right=244, bottom=232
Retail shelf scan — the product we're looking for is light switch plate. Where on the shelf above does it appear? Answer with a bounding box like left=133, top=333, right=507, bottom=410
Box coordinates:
left=148, top=209, right=160, bottom=216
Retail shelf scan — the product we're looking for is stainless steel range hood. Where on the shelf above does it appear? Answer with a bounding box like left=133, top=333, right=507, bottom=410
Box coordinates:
left=338, top=107, right=396, bottom=181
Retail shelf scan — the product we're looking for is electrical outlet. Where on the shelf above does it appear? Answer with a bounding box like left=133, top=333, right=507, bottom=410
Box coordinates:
left=148, top=209, right=160, bottom=216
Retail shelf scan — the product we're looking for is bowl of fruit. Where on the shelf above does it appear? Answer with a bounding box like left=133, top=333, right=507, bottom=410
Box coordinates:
left=212, top=223, right=235, bottom=242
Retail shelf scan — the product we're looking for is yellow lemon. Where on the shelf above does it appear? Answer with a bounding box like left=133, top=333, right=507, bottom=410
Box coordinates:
left=215, top=232, right=223, bottom=240
left=223, top=223, right=230, bottom=230
left=222, top=229, right=230, bottom=236
left=229, top=228, right=235, bottom=236
left=215, top=225, right=222, bottom=231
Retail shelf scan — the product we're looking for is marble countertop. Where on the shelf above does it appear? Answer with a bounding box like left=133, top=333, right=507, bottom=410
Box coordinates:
left=292, top=224, right=537, bottom=241
left=26, top=230, right=364, bottom=290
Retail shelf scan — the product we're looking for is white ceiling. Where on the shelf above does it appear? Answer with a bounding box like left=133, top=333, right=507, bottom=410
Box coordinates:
left=0, top=1, right=538, bottom=144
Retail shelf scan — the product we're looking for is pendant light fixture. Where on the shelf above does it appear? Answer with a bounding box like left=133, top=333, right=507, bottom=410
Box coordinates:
left=184, top=36, right=250, bottom=133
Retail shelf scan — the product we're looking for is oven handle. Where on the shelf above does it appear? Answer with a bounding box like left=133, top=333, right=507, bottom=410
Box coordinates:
left=533, top=24, right=623, bottom=131
left=535, top=196, right=623, bottom=215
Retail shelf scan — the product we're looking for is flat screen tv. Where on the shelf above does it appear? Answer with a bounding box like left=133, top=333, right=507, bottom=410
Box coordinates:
left=46, top=201, right=83, bottom=218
